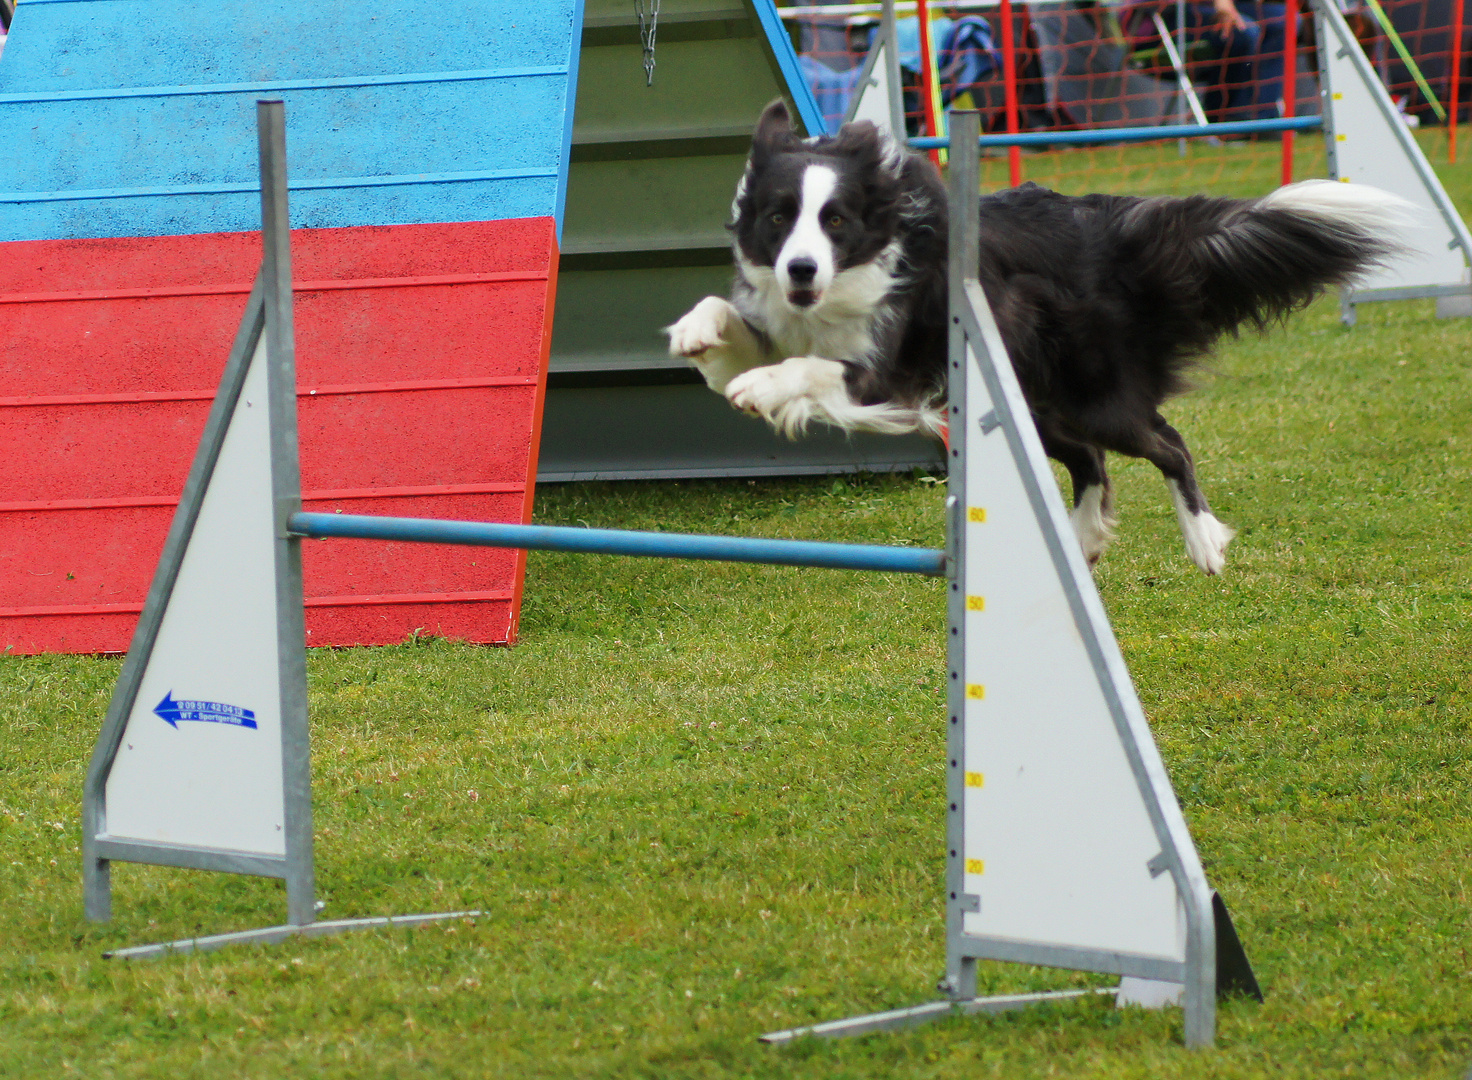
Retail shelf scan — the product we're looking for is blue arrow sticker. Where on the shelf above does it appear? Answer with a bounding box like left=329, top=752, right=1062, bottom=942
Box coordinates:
left=153, top=691, right=257, bottom=730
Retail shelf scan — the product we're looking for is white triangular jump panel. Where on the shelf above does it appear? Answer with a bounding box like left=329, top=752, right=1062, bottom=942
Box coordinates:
left=844, top=39, right=900, bottom=137
left=957, top=336, right=1183, bottom=962
left=101, top=335, right=288, bottom=858
left=1316, top=0, right=1472, bottom=300
left=83, top=101, right=473, bottom=949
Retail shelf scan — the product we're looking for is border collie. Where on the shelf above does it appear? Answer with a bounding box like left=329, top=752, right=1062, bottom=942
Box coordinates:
left=667, top=100, right=1408, bottom=575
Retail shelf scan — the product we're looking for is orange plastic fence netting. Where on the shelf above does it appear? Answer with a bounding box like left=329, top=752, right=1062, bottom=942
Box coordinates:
left=785, top=0, right=1468, bottom=192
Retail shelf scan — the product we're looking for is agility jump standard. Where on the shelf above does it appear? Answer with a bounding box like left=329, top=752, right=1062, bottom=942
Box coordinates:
left=85, top=102, right=1257, bottom=1047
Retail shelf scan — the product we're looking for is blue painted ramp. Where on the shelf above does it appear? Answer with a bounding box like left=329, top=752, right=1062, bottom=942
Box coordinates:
left=0, top=0, right=582, bottom=240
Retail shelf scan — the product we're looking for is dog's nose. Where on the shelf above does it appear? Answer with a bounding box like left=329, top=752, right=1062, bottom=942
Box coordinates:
left=786, top=258, right=818, bottom=286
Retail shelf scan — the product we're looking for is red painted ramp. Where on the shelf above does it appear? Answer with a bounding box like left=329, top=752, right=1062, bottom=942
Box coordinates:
left=1, top=218, right=556, bottom=653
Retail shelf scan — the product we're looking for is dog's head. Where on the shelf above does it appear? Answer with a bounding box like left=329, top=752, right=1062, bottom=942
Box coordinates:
left=731, top=101, right=906, bottom=312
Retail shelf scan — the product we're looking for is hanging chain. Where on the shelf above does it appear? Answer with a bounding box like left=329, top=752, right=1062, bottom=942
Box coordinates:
left=635, top=0, right=660, bottom=87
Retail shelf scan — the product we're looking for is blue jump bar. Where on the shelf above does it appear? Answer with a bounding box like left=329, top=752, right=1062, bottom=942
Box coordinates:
left=288, top=512, right=948, bottom=576
left=909, top=115, right=1323, bottom=151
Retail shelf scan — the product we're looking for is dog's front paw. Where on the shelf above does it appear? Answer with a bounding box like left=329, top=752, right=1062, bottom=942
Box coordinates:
left=725, top=364, right=786, bottom=417
left=725, top=359, right=834, bottom=439
left=666, top=296, right=735, bottom=360
left=667, top=297, right=759, bottom=393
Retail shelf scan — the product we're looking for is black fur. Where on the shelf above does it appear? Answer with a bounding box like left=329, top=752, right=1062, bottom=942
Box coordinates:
left=970, top=181, right=1398, bottom=524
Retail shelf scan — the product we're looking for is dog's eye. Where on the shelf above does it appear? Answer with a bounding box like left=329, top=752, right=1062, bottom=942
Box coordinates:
left=828, top=214, right=843, bottom=228
left=770, top=213, right=785, bottom=226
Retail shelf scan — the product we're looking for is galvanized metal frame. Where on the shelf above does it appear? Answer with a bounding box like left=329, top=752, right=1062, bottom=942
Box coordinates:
left=102, top=911, right=484, bottom=961
left=947, top=104, right=1220, bottom=1045
left=1313, top=0, right=1472, bottom=323
left=880, top=0, right=907, bottom=141
left=942, top=110, right=981, bottom=1009
left=761, top=988, right=1116, bottom=1044
left=257, top=100, right=316, bottom=930
left=80, top=100, right=309, bottom=927
left=769, top=112, right=1225, bottom=1048
left=839, top=19, right=891, bottom=130
left=82, top=103, right=308, bottom=928
left=835, top=0, right=905, bottom=139
left=1150, top=10, right=1210, bottom=127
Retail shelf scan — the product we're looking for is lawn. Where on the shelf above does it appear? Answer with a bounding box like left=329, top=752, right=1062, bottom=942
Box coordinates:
left=1, top=140, right=1469, bottom=1078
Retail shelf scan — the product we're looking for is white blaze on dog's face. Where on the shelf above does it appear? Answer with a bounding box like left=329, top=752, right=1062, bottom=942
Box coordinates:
left=775, top=164, right=839, bottom=308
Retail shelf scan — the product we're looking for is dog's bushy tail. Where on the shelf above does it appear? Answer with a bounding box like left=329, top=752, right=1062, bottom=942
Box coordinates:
left=1119, top=179, right=1413, bottom=338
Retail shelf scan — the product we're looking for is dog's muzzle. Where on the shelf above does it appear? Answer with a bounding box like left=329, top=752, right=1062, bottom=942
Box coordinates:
left=784, top=257, right=820, bottom=308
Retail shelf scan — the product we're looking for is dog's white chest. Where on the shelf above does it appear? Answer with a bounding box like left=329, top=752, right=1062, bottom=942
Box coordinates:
left=767, top=309, right=876, bottom=363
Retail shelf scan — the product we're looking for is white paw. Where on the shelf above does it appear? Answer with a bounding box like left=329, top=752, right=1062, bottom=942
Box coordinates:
left=725, top=364, right=793, bottom=418
left=725, top=359, right=841, bottom=439
left=1167, top=480, right=1236, bottom=575
left=1181, top=512, right=1236, bottom=575
left=666, top=296, right=735, bottom=360
left=1069, top=485, right=1116, bottom=567
left=667, top=297, right=763, bottom=393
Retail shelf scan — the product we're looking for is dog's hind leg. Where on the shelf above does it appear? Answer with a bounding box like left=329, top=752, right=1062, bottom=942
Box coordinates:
left=1039, top=424, right=1114, bottom=566
left=666, top=297, right=769, bottom=393
left=1115, top=414, right=1235, bottom=575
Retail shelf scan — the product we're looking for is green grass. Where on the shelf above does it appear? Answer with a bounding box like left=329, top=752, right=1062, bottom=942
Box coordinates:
left=3, top=152, right=1471, bottom=1079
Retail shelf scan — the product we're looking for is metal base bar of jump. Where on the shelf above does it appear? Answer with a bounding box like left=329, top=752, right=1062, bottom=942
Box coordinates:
left=104, top=911, right=482, bottom=961
left=760, top=987, right=1116, bottom=1043
left=84, top=102, right=1258, bottom=1046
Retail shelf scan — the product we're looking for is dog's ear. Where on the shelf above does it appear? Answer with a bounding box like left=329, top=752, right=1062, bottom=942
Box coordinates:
left=832, top=120, right=902, bottom=221
left=750, top=99, right=796, bottom=167
left=834, top=118, right=880, bottom=146
left=832, top=119, right=901, bottom=176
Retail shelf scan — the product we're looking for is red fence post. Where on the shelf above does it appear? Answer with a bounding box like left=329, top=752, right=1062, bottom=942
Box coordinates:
left=1452, top=0, right=1465, bottom=162
left=1001, top=0, right=1022, bottom=186
left=1282, top=0, right=1299, bottom=185
left=916, top=0, right=944, bottom=167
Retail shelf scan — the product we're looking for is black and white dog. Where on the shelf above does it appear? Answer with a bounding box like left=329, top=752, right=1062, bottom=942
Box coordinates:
left=668, top=100, right=1407, bottom=575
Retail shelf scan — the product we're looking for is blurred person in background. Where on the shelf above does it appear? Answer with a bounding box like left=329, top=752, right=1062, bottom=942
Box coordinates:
left=1122, top=0, right=1289, bottom=122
